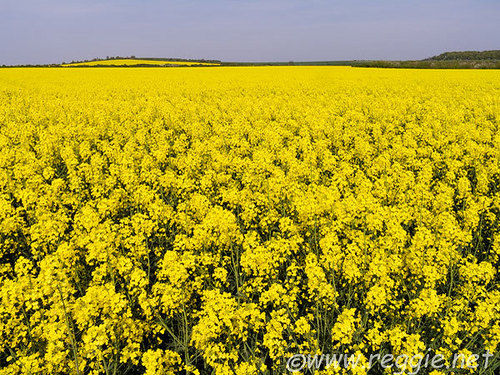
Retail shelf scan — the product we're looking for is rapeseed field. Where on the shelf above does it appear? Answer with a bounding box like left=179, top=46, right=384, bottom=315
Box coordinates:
left=0, top=67, right=498, bottom=374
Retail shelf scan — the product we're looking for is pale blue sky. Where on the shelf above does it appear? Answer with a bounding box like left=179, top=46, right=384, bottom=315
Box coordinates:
left=1, top=0, right=499, bottom=65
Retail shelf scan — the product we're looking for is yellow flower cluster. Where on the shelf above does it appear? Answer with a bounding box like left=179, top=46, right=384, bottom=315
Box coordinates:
left=0, top=67, right=499, bottom=374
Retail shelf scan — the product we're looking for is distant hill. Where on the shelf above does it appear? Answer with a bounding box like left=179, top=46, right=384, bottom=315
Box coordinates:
left=351, top=50, right=500, bottom=69
left=62, top=58, right=220, bottom=67
left=425, top=50, right=500, bottom=61
left=351, top=59, right=500, bottom=69
left=61, top=57, right=220, bottom=67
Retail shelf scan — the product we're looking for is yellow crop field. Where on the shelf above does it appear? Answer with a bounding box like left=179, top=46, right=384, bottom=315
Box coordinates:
left=0, top=67, right=499, bottom=374
left=62, top=59, right=219, bottom=67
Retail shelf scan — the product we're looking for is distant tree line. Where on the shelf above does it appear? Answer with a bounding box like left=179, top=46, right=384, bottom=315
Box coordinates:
left=2, top=50, right=499, bottom=69
left=351, top=59, right=500, bottom=69
left=425, top=50, right=500, bottom=61
left=0, top=64, right=60, bottom=68
left=139, top=57, right=222, bottom=64
left=220, top=61, right=353, bottom=66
